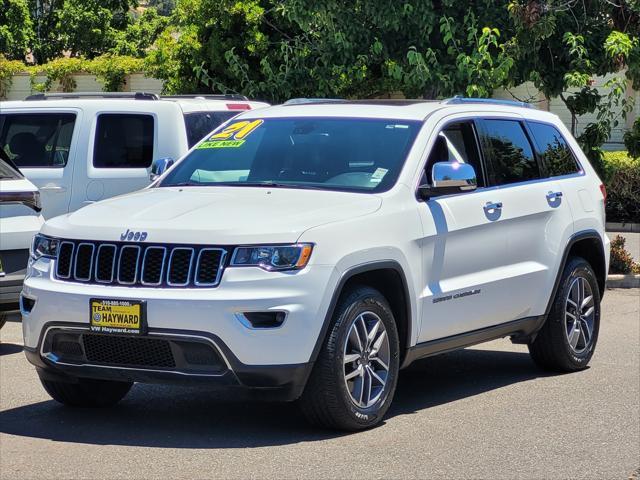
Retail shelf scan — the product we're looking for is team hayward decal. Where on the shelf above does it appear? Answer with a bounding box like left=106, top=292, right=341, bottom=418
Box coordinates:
left=432, top=289, right=481, bottom=304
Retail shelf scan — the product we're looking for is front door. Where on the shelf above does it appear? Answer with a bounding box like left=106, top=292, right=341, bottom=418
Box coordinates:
left=417, top=119, right=515, bottom=342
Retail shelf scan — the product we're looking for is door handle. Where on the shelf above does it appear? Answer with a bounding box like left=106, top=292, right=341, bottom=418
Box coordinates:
left=546, top=191, right=563, bottom=200
left=39, top=185, right=67, bottom=192
left=484, top=201, right=503, bottom=210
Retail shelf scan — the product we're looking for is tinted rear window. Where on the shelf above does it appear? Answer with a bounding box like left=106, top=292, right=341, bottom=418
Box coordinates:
left=528, top=122, right=581, bottom=177
left=0, top=113, right=76, bottom=168
left=184, top=111, right=240, bottom=148
left=93, top=114, right=154, bottom=168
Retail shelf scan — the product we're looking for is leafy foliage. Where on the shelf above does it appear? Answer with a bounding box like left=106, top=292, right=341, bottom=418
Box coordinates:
left=112, top=8, right=169, bottom=57
left=0, top=0, right=34, bottom=60
left=89, top=54, right=143, bottom=91
left=609, top=234, right=640, bottom=274
left=602, top=151, right=640, bottom=223
left=0, top=54, right=26, bottom=97
left=624, top=118, right=640, bottom=158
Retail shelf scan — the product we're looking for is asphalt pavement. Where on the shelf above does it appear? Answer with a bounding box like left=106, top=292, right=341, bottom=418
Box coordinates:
left=1, top=289, right=638, bottom=479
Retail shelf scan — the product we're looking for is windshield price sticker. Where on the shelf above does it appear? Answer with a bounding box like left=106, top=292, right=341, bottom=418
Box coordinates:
left=198, top=119, right=264, bottom=149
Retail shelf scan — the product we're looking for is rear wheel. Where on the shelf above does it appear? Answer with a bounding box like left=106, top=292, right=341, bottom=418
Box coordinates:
left=299, top=286, right=400, bottom=431
left=528, top=256, right=601, bottom=372
left=40, top=377, right=133, bottom=407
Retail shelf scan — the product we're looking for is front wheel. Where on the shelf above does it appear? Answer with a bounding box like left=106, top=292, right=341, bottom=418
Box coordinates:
left=528, top=256, right=601, bottom=372
left=299, top=286, right=400, bottom=431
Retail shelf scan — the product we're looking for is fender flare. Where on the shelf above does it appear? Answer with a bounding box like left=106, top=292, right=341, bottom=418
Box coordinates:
left=307, top=260, right=413, bottom=366
left=544, top=229, right=606, bottom=317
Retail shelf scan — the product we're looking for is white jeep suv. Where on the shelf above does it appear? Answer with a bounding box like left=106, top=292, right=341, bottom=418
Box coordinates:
left=21, top=98, right=610, bottom=430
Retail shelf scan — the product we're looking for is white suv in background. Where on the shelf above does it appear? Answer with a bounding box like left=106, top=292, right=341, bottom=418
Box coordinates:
left=0, top=151, right=44, bottom=320
left=0, top=93, right=269, bottom=218
left=21, top=98, right=609, bottom=430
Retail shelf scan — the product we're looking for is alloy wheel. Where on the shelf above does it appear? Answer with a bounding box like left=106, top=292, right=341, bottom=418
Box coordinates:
left=343, top=311, right=391, bottom=408
left=565, top=277, right=595, bottom=354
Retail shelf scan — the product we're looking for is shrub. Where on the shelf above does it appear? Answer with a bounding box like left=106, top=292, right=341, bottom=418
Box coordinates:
left=89, top=55, right=144, bottom=91
left=0, top=54, right=26, bottom=98
left=624, top=118, right=640, bottom=159
left=609, top=234, right=640, bottom=274
left=602, top=151, right=640, bottom=223
left=31, top=57, right=86, bottom=92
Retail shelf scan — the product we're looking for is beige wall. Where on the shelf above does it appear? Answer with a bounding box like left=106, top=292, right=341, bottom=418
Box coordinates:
left=2, top=73, right=163, bottom=101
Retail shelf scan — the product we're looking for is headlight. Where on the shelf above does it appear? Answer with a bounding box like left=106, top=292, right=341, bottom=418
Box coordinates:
left=30, top=234, right=59, bottom=260
left=230, top=244, right=313, bottom=271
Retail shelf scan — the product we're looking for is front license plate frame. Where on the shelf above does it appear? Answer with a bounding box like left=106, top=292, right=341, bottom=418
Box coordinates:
left=89, top=298, right=147, bottom=335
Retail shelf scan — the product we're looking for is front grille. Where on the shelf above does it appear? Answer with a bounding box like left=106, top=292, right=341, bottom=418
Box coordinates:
left=82, top=334, right=176, bottom=368
left=54, top=240, right=227, bottom=288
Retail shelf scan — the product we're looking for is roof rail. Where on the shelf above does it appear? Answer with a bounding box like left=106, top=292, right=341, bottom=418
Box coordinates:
left=161, top=94, right=249, bottom=101
left=25, top=92, right=159, bottom=101
left=444, top=96, right=533, bottom=109
left=283, top=98, right=345, bottom=105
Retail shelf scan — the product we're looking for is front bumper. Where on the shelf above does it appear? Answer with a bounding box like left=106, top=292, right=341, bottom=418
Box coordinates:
left=22, top=258, right=339, bottom=397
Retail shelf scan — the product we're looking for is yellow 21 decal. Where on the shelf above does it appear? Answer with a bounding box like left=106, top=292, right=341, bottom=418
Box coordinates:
left=198, top=119, right=263, bottom=149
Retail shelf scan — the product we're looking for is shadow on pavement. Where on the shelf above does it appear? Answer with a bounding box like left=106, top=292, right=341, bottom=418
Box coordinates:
left=0, top=348, right=553, bottom=448
left=0, top=343, right=23, bottom=356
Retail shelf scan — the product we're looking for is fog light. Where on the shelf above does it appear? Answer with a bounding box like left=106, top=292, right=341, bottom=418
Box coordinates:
left=20, top=294, right=35, bottom=315
left=236, top=311, right=286, bottom=329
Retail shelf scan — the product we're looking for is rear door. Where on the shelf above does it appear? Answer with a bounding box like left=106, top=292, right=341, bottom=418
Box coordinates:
left=0, top=110, right=79, bottom=219
left=70, top=112, right=156, bottom=212
left=476, top=118, right=574, bottom=319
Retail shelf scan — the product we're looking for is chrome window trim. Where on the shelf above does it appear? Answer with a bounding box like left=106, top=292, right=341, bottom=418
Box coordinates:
left=194, top=248, right=227, bottom=287
left=140, top=246, right=167, bottom=286
left=167, top=247, right=195, bottom=287
left=94, top=243, right=117, bottom=284
left=117, top=245, right=141, bottom=285
left=56, top=241, right=75, bottom=279
left=413, top=113, right=587, bottom=202
left=39, top=326, right=232, bottom=375
left=73, top=243, right=95, bottom=281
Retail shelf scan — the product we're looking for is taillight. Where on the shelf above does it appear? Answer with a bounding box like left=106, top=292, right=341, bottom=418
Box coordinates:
left=226, top=103, right=251, bottom=110
left=599, top=184, right=607, bottom=204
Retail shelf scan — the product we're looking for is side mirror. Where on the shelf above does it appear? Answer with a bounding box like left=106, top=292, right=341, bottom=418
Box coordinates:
left=150, top=157, right=174, bottom=182
left=418, top=162, right=477, bottom=199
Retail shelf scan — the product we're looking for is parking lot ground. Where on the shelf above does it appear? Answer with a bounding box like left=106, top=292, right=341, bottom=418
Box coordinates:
left=1, top=288, right=638, bottom=480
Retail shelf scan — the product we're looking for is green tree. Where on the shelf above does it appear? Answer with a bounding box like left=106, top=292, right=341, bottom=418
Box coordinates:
left=146, top=0, right=516, bottom=101
left=113, top=8, right=169, bottom=57
left=0, top=0, right=34, bottom=60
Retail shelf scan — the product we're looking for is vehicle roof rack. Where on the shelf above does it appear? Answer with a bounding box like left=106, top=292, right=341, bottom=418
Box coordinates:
left=283, top=98, right=346, bottom=105
left=444, top=95, right=533, bottom=109
left=25, top=92, right=159, bottom=101
left=161, top=94, right=249, bottom=101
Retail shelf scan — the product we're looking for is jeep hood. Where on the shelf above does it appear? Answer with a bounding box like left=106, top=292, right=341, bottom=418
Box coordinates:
left=42, top=186, right=382, bottom=244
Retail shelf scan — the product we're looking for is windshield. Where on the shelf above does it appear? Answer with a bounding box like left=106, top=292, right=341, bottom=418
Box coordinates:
left=159, top=117, right=421, bottom=192
left=0, top=149, right=23, bottom=180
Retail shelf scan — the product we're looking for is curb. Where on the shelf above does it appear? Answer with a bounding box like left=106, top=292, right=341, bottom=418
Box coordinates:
left=607, top=274, right=640, bottom=288
left=606, top=222, right=640, bottom=233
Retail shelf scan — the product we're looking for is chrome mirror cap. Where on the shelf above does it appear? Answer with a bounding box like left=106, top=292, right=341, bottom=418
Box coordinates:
left=432, top=161, right=477, bottom=191
left=150, top=157, right=174, bottom=182
left=418, top=162, right=477, bottom=200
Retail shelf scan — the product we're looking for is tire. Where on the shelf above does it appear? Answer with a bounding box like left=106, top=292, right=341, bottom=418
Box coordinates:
left=299, top=285, right=400, bottom=431
left=40, top=377, right=133, bottom=407
left=528, top=256, right=601, bottom=372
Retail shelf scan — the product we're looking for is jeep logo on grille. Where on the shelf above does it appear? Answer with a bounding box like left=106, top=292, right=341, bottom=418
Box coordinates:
left=120, top=229, right=148, bottom=242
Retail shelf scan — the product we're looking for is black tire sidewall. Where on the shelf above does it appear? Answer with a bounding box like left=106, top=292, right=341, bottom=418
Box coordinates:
left=331, top=289, right=400, bottom=427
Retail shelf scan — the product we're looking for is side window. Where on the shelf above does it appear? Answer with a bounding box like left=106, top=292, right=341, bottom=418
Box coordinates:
left=424, top=121, right=485, bottom=187
left=0, top=113, right=76, bottom=168
left=93, top=114, right=154, bottom=168
left=184, top=111, right=239, bottom=148
left=528, top=122, right=581, bottom=177
left=479, top=119, right=540, bottom=186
